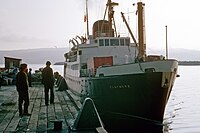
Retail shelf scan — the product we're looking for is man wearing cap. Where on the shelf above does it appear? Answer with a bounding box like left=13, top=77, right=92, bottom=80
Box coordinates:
left=42, top=61, right=54, bottom=106
left=16, top=63, right=31, bottom=116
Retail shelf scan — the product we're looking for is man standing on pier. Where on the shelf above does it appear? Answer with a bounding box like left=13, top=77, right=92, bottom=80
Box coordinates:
left=28, top=68, right=32, bottom=87
left=16, top=63, right=31, bottom=116
left=42, top=61, right=54, bottom=106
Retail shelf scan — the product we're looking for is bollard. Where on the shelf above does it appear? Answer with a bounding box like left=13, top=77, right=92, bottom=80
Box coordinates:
left=50, top=120, right=63, bottom=131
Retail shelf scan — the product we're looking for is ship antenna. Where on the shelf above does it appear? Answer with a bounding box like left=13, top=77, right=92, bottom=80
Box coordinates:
left=165, top=25, right=168, bottom=59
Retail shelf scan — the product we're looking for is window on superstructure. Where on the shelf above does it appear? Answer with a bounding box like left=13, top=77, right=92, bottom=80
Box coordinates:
left=125, top=38, right=130, bottom=46
left=79, top=50, right=82, bottom=55
left=95, top=40, right=98, bottom=43
left=75, top=64, right=79, bottom=70
left=99, top=39, right=104, bottom=46
left=81, top=64, right=87, bottom=69
left=110, top=39, right=119, bottom=46
left=105, top=39, right=109, bottom=46
left=120, top=39, right=125, bottom=46
left=72, top=64, right=79, bottom=70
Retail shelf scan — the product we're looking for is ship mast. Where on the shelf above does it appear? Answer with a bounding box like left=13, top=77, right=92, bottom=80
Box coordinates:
left=137, top=2, right=146, bottom=60
left=86, top=0, right=89, bottom=39
left=107, top=0, right=118, bottom=37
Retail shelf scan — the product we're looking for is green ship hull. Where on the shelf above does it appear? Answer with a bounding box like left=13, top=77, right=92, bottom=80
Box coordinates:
left=87, top=72, right=173, bottom=132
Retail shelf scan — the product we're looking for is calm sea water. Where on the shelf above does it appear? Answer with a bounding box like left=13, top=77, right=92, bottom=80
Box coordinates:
left=1, top=64, right=199, bottom=132
left=163, top=66, right=200, bottom=133
left=0, top=64, right=64, bottom=75
left=27, top=64, right=64, bottom=76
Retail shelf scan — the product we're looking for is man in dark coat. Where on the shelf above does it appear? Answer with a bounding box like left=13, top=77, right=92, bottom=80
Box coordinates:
left=42, top=61, right=54, bottom=106
left=16, top=63, right=31, bottom=116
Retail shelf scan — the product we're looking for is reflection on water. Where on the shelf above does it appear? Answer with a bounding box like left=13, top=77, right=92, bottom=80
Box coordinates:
left=163, top=66, right=200, bottom=133
left=163, top=100, right=183, bottom=132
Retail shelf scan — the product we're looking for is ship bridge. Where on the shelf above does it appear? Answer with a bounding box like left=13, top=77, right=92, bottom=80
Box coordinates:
left=95, top=37, right=132, bottom=47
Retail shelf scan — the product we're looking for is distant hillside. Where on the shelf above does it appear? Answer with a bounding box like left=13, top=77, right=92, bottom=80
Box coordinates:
left=178, top=61, right=200, bottom=65
left=0, top=47, right=69, bottom=64
left=0, top=47, right=199, bottom=64
left=147, top=48, right=200, bottom=61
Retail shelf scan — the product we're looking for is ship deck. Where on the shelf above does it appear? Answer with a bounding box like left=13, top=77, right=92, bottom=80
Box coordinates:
left=0, top=84, right=106, bottom=133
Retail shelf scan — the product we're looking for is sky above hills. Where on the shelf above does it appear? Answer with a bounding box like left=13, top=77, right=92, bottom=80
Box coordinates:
left=0, top=0, right=200, bottom=51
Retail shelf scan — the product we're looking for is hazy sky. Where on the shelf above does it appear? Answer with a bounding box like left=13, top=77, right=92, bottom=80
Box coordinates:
left=0, top=0, right=200, bottom=51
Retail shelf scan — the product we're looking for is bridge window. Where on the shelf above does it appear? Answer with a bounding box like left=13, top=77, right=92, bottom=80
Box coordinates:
left=99, top=39, right=104, bottom=46
left=125, top=38, right=130, bottom=46
left=120, top=39, right=125, bottom=46
left=110, top=39, right=119, bottom=46
left=105, top=39, right=109, bottom=46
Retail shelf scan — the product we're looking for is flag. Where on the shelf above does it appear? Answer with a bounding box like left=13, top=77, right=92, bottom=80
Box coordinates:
left=84, top=14, right=87, bottom=22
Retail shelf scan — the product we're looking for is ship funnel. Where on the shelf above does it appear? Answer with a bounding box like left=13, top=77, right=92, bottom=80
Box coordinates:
left=93, top=20, right=114, bottom=39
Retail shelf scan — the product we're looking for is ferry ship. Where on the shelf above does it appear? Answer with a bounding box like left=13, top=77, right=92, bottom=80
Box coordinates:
left=63, top=0, right=178, bottom=132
